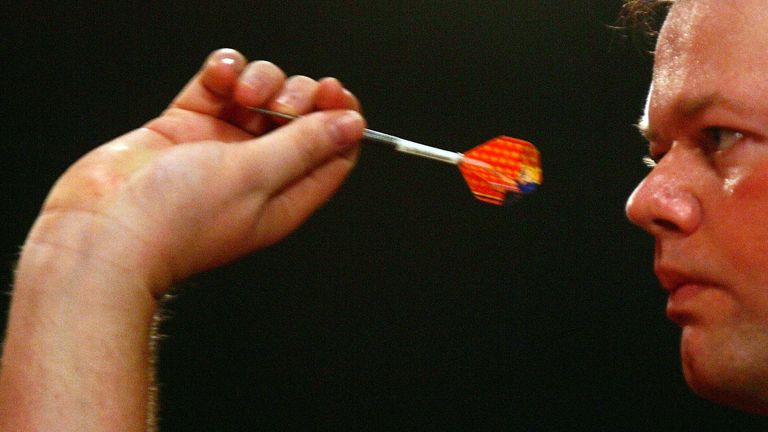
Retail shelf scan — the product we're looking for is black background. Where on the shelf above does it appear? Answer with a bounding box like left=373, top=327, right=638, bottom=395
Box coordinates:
left=4, top=1, right=768, bottom=430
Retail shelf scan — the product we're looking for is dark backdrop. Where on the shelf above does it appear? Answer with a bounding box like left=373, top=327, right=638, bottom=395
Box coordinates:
left=4, top=1, right=768, bottom=430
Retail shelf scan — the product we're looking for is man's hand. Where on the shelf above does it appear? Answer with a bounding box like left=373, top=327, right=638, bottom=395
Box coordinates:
left=29, top=48, right=365, bottom=295
left=0, top=49, right=365, bottom=431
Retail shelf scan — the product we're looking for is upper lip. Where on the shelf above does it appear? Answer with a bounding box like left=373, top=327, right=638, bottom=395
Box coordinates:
left=654, top=264, right=718, bottom=293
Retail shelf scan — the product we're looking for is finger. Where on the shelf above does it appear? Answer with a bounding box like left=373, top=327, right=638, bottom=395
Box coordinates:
left=217, top=60, right=291, bottom=137
left=230, top=74, right=322, bottom=133
left=255, top=77, right=361, bottom=129
left=268, top=75, right=321, bottom=116
left=169, top=48, right=247, bottom=116
left=250, top=146, right=359, bottom=248
left=230, top=64, right=312, bottom=135
left=235, top=110, right=365, bottom=194
left=315, top=77, right=362, bottom=112
left=147, top=54, right=283, bottom=144
left=232, top=60, right=287, bottom=109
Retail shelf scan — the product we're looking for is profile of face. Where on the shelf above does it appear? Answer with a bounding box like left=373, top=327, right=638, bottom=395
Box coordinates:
left=625, top=0, right=768, bottom=414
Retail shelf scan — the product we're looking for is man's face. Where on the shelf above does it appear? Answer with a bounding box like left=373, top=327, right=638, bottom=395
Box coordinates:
left=626, top=0, right=768, bottom=413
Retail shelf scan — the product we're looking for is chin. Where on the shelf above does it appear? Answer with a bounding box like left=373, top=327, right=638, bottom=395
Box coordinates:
left=687, top=376, right=768, bottom=415
left=681, top=327, right=768, bottom=415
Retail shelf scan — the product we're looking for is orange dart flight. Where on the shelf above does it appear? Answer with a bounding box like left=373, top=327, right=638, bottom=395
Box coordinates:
left=459, top=136, right=541, bottom=205
left=251, top=108, right=542, bottom=206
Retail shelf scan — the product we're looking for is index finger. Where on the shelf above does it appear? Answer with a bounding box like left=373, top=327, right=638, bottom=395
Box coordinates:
left=169, top=49, right=248, bottom=116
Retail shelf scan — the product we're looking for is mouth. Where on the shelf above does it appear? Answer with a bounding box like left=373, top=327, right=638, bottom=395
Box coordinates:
left=665, top=283, right=708, bottom=324
left=655, top=266, right=719, bottom=325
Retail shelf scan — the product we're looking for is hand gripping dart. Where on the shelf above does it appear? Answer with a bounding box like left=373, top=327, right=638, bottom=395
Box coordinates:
left=251, top=107, right=542, bottom=206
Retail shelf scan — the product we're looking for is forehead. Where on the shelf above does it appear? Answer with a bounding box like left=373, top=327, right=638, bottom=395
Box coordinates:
left=649, top=0, right=768, bottom=117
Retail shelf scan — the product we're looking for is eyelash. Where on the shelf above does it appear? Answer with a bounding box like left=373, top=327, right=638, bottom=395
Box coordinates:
left=641, top=127, right=745, bottom=168
left=642, top=146, right=664, bottom=168
left=642, top=155, right=656, bottom=168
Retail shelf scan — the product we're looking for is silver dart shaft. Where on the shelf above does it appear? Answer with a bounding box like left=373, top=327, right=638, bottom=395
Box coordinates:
left=251, top=107, right=463, bottom=165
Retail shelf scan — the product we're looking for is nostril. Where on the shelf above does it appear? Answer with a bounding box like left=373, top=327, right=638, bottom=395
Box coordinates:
left=653, top=218, right=679, bottom=232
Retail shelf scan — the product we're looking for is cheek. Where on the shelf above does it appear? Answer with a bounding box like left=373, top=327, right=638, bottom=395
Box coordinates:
left=721, top=159, right=768, bottom=310
left=727, top=159, right=768, bottom=237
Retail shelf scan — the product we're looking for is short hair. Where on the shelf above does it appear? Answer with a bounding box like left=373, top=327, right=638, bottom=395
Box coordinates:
left=618, top=0, right=675, bottom=50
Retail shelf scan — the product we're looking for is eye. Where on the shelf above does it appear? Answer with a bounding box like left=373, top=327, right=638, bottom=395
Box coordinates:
left=703, top=127, right=744, bottom=153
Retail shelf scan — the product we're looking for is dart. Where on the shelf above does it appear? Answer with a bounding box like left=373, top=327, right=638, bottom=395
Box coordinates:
left=251, top=107, right=542, bottom=206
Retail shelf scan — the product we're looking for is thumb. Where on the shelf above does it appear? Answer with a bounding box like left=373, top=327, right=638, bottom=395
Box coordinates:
left=237, top=110, right=365, bottom=193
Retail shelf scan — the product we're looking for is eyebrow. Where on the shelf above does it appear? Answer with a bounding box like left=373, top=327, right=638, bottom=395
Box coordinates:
left=636, top=93, right=733, bottom=143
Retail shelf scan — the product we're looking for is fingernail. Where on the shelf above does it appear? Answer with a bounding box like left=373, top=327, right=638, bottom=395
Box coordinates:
left=272, top=94, right=298, bottom=116
left=207, top=48, right=242, bottom=68
left=328, top=111, right=364, bottom=147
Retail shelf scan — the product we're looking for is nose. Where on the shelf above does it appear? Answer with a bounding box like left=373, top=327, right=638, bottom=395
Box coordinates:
left=625, top=155, right=702, bottom=237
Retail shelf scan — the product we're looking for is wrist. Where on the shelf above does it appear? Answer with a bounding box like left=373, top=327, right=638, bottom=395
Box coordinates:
left=13, top=217, right=161, bottom=340
left=21, top=206, right=173, bottom=298
left=1, top=212, right=162, bottom=431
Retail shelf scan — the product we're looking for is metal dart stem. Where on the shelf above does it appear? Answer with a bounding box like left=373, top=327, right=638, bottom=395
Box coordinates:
left=250, top=107, right=463, bottom=165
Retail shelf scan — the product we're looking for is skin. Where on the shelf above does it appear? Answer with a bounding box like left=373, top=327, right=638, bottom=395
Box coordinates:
left=0, top=48, right=365, bottom=431
left=626, top=0, right=768, bottom=414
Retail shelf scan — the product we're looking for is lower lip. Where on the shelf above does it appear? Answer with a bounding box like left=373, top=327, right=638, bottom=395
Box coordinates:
left=666, top=284, right=708, bottom=322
